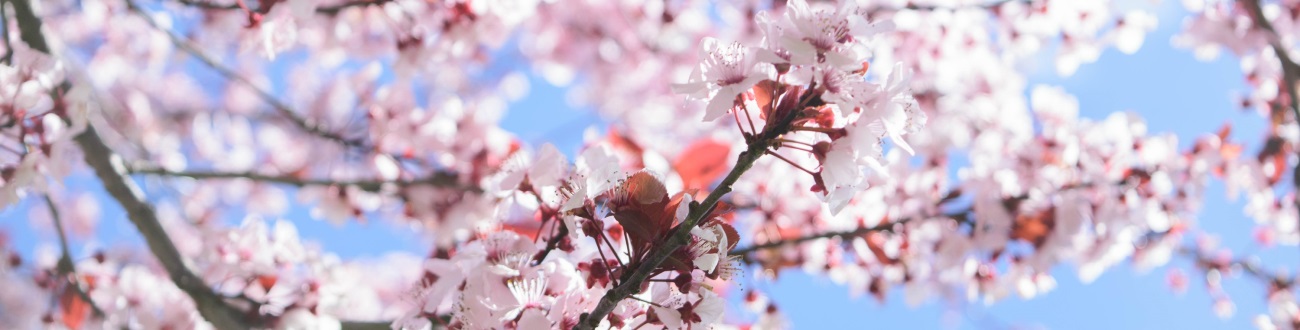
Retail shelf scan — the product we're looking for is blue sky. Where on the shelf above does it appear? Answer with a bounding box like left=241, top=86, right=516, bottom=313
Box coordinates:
left=3, top=1, right=1295, bottom=329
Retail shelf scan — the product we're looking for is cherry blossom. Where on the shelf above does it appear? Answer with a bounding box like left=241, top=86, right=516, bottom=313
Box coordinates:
left=1, top=0, right=1298, bottom=329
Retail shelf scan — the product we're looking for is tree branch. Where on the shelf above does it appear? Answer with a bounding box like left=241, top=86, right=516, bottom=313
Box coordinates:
left=128, top=165, right=480, bottom=193
left=1177, top=246, right=1294, bottom=290
left=729, top=209, right=966, bottom=258
left=898, top=0, right=1032, bottom=11
left=10, top=1, right=254, bottom=327
left=125, top=0, right=366, bottom=147
left=1240, top=0, right=1300, bottom=243
left=79, top=131, right=253, bottom=328
left=573, top=88, right=816, bottom=329
left=172, top=0, right=393, bottom=15
left=10, top=3, right=420, bottom=329
left=43, top=195, right=106, bottom=318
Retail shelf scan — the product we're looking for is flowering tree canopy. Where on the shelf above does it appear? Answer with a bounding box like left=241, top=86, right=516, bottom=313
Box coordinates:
left=1, top=0, right=1299, bottom=328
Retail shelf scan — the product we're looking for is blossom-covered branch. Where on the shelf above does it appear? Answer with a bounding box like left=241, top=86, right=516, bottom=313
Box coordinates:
left=574, top=81, right=816, bottom=330
left=6, top=0, right=254, bottom=327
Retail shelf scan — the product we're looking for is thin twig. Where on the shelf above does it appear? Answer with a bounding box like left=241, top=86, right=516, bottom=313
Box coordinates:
left=43, top=195, right=106, bottom=318
left=728, top=181, right=1113, bottom=257
left=128, top=165, right=479, bottom=193
left=729, top=210, right=958, bottom=257
left=172, top=0, right=393, bottom=15
left=900, top=0, right=1032, bottom=11
left=125, top=0, right=366, bottom=147
left=1176, top=246, right=1293, bottom=289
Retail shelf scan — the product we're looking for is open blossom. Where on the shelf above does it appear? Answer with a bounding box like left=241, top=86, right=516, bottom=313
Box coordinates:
left=674, top=38, right=775, bottom=121
left=774, top=0, right=890, bottom=69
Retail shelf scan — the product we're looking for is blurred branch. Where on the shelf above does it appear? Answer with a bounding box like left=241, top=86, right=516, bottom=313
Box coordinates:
left=125, top=0, right=367, bottom=147
left=76, top=127, right=253, bottom=328
left=1, top=0, right=12, bottom=65
left=10, top=1, right=254, bottom=327
left=1240, top=0, right=1300, bottom=235
left=172, top=0, right=393, bottom=15
left=729, top=181, right=1107, bottom=257
left=42, top=195, right=106, bottom=318
left=128, top=164, right=481, bottom=193
left=1240, top=0, right=1300, bottom=118
left=729, top=209, right=967, bottom=258
left=1175, top=245, right=1296, bottom=295
left=898, top=0, right=1032, bottom=11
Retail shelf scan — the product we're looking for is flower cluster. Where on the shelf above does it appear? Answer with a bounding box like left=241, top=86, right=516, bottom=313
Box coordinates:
left=0, top=47, right=80, bottom=209
left=675, top=0, right=926, bottom=215
left=392, top=143, right=742, bottom=329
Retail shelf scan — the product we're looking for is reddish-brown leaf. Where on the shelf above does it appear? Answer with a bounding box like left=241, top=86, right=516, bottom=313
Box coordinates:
left=257, top=274, right=278, bottom=290
left=605, top=128, right=646, bottom=169
left=1011, top=208, right=1056, bottom=247
left=607, top=171, right=674, bottom=261
left=673, top=140, right=731, bottom=191
left=502, top=221, right=542, bottom=241
left=752, top=80, right=778, bottom=115
left=717, top=222, right=740, bottom=251
left=59, top=288, right=90, bottom=329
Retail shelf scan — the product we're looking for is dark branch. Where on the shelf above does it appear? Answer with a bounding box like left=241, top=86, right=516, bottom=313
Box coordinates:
left=899, top=0, right=1031, bottom=11
left=729, top=210, right=963, bottom=257
left=43, top=195, right=107, bottom=318
left=11, top=0, right=250, bottom=327
left=128, top=165, right=480, bottom=193
left=1240, top=0, right=1300, bottom=240
left=172, top=0, right=394, bottom=15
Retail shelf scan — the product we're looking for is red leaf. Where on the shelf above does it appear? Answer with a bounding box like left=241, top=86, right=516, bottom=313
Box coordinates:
left=673, top=140, right=731, bottom=191
left=257, top=274, right=278, bottom=290
left=605, top=128, right=645, bottom=169
left=605, top=171, right=673, bottom=261
left=717, top=222, right=740, bottom=251
left=502, top=221, right=542, bottom=241
left=59, top=288, right=90, bottom=329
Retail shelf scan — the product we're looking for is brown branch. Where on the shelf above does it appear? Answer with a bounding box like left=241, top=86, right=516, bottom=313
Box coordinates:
left=9, top=1, right=272, bottom=328
left=42, top=195, right=106, bottom=318
left=340, top=321, right=402, bottom=330
left=10, top=3, right=429, bottom=329
left=728, top=180, right=1111, bottom=257
left=1240, top=0, right=1300, bottom=240
left=127, top=165, right=480, bottom=193
left=573, top=87, right=818, bottom=329
left=9, top=1, right=252, bottom=327
left=1176, top=246, right=1294, bottom=289
left=79, top=132, right=253, bottom=328
left=729, top=209, right=967, bottom=257
left=125, top=0, right=366, bottom=147
left=172, top=0, right=393, bottom=14
left=899, top=0, right=1032, bottom=11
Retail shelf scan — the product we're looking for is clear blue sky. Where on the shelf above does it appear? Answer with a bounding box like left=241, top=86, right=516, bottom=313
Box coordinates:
left=2, top=2, right=1294, bottom=329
